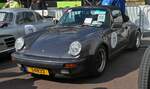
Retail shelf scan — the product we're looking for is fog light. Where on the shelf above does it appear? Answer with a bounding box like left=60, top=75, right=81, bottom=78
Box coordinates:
left=64, top=64, right=77, bottom=68
left=61, top=70, right=70, bottom=74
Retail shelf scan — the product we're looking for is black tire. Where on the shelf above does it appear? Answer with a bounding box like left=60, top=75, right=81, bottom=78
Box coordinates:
left=130, top=31, right=141, bottom=50
left=139, top=47, right=150, bottom=89
left=92, top=45, right=107, bottom=76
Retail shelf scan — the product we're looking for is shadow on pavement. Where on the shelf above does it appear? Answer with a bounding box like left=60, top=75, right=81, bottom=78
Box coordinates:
left=0, top=52, right=17, bottom=71
left=48, top=47, right=146, bottom=84
left=93, top=87, right=107, bottom=89
left=83, top=48, right=146, bottom=84
left=0, top=72, right=24, bottom=78
left=0, top=53, right=12, bottom=62
left=0, top=61, right=17, bottom=71
left=0, top=78, right=37, bottom=89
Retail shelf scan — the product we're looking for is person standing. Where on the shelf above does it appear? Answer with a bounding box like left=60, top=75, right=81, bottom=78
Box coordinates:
left=30, top=0, right=47, bottom=10
left=3, top=0, right=22, bottom=8
left=101, top=0, right=126, bottom=15
left=20, top=0, right=29, bottom=8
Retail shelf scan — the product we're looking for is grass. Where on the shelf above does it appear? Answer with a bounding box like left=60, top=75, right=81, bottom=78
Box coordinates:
left=0, top=3, right=4, bottom=9
left=57, top=1, right=81, bottom=8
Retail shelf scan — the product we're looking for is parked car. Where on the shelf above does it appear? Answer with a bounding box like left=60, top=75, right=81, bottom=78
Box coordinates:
left=0, top=8, right=53, bottom=54
left=12, top=6, right=141, bottom=78
left=139, top=47, right=150, bottom=89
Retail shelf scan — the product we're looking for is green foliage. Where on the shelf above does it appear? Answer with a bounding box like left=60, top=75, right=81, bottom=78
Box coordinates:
left=0, top=3, right=4, bottom=9
left=57, top=1, right=81, bottom=8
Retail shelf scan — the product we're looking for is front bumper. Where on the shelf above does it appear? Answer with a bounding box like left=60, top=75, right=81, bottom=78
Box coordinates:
left=12, top=53, right=92, bottom=77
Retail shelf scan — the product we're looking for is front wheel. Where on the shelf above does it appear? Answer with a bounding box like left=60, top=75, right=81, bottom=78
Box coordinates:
left=92, top=46, right=107, bottom=76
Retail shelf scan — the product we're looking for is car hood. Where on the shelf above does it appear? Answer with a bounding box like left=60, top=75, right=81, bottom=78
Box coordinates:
left=23, top=26, right=104, bottom=58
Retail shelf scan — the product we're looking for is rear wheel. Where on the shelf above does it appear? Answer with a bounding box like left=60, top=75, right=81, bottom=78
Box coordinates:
left=135, top=33, right=141, bottom=48
left=139, top=47, right=150, bottom=89
left=130, top=31, right=141, bottom=50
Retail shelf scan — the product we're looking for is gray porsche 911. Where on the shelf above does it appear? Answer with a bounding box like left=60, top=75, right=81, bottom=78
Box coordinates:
left=12, top=6, right=141, bottom=78
left=0, top=8, right=53, bottom=54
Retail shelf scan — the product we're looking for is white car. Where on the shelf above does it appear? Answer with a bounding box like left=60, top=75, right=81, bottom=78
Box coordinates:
left=0, top=8, right=53, bottom=54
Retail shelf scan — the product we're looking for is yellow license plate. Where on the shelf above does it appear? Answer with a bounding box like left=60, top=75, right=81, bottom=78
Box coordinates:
left=27, top=67, right=49, bottom=76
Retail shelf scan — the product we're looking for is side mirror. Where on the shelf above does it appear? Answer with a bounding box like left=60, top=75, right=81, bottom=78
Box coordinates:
left=112, top=10, right=121, bottom=18
left=0, top=22, right=8, bottom=28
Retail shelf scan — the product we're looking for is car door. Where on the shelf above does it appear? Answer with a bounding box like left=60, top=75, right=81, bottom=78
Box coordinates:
left=16, top=11, right=37, bottom=36
left=109, top=10, right=128, bottom=54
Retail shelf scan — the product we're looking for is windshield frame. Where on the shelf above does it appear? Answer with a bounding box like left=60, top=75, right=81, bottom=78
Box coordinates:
left=57, top=8, right=110, bottom=27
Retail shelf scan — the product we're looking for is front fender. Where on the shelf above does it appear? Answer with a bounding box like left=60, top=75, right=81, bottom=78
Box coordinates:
left=86, top=33, right=106, bottom=56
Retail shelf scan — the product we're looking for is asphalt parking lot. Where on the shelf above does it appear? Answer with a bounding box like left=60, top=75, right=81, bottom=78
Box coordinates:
left=0, top=39, right=149, bottom=89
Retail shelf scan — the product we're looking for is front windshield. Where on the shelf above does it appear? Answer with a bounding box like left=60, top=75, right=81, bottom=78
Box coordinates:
left=58, top=8, right=109, bottom=27
left=0, top=12, right=13, bottom=23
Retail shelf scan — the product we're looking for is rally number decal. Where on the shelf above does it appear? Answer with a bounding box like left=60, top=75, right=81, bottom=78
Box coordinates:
left=111, top=32, right=118, bottom=48
left=24, top=25, right=37, bottom=35
left=97, top=14, right=106, bottom=22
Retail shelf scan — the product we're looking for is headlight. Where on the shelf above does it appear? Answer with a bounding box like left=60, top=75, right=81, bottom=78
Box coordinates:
left=15, top=37, right=24, bottom=51
left=68, top=41, right=82, bottom=56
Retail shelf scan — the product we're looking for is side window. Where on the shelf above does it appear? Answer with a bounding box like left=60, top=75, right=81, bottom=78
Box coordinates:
left=35, top=12, right=44, bottom=21
left=16, top=12, right=24, bottom=24
left=24, top=12, right=36, bottom=23
left=16, top=12, right=36, bottom=25
left=6, top=13, right=13, bottom=23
